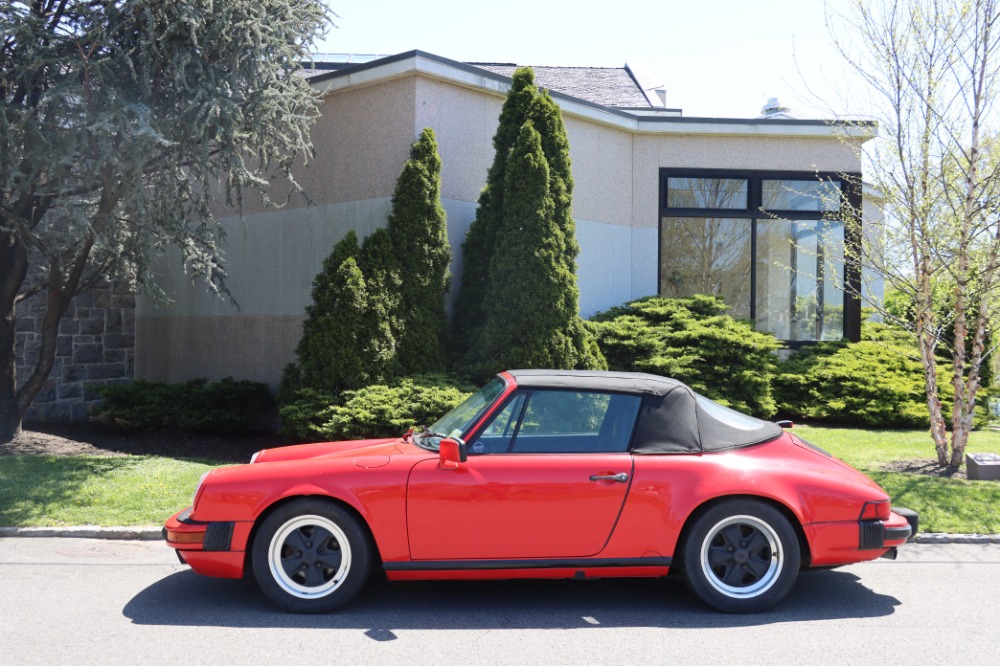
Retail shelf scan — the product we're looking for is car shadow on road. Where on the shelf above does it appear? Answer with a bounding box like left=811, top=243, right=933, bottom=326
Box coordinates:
left=123, top=567, right=899, bottom=634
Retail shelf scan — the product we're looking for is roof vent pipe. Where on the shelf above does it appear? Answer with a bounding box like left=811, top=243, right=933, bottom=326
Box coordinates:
left=761, top=97, right=790, bottom=116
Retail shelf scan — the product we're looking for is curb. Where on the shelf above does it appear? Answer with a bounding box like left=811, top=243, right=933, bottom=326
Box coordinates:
left=0, top=526, right=163, bottom=541
left=0, top=526, right=998, bottom=544
left=913, top=533, right=1000, bottom=544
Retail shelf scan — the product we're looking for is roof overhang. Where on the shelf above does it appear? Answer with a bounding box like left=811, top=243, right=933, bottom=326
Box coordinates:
left=307, top=50, right=877, bottom=141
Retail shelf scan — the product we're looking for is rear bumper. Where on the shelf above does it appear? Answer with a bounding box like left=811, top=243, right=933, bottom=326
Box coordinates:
left=163, top=507, right=248, bottom=579
left=861, top=507, right=918, bottom=548
left=805, top=507, right=919, bottom=567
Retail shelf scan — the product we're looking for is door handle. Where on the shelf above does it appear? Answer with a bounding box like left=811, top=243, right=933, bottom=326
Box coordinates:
left=589, top=472, right=629, bottom=483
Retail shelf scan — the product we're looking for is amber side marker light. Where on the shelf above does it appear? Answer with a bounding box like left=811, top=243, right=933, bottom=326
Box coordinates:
left=167, top=530, right=205, bottom=545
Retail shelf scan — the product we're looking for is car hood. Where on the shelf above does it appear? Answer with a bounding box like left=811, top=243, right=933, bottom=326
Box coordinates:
left=251, top=437, right=406, bottom=464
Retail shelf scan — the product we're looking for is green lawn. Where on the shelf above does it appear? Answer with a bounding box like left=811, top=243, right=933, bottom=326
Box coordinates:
left=0, top=455, right=216, bottom=527
left=1, top=426, right=999, bottom=533
left=797, top=425, right=1000, bottom=534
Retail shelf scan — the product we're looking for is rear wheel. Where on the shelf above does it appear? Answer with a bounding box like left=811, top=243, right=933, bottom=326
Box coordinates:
left=251, top=499, right=371, bottom=613
left=682, top=499, right=800, bottom=613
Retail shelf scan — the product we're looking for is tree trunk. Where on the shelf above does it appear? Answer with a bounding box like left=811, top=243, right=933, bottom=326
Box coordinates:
left=0, top=298, right=23, bottom=444
left=1, top=228, right=29, bottom=444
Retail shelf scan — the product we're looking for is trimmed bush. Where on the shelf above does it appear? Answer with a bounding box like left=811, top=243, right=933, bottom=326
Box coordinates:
left=775, top=322, right=988, bottom=428
left=279, top=374, right=475, bottom=441
left=90, top=378, right=273, bottom=434
left=454, top=68, right=602, bottom=374
left=388, top=128, right=451, bottom=374
left=453, top=68, right=538, bottom=358
left=587, top=295, right=781, bottom=417
left=281, top=230, right=398, bottom=397
left=471, top=121, right=605, bottom=378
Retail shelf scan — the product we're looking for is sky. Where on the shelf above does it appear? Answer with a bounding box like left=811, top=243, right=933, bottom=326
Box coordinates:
left=315, top=0, right=863, bottom=119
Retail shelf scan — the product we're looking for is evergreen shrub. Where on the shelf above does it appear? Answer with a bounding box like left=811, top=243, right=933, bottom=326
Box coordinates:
left=279, top=374, right=474, bottom=441
left=775, top=323, right=988, bottom=428
left=454, top=68, right=603, bottom=374
left=587, top=295, right=781, bottom=417
left=90, top=378, right=273, bottom=434
left=280, top=230, right=398, bottom=398
left=388, top=128, right=451, bottom=374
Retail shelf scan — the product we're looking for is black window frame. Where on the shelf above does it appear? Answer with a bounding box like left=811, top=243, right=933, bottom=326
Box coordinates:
left=659, top=168, right=862, bottom=344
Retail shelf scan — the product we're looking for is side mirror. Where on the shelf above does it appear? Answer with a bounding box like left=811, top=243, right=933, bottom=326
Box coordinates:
left=439, top=437, right=467, bottom=470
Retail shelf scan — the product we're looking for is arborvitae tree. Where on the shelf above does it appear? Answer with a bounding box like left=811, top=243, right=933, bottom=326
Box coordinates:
left=388, top=128, right=451, bottom=374
left=452, top=68, right=538, bottom=358
left=472, top=122, right=605, bottom=376
left=284, top=230, right=397, bottom=396
left=457, top=67, right=604, bottom=375
left=527, top=89, right=578, bottom=271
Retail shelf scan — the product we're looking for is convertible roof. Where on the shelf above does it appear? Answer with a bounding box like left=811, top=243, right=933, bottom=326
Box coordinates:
left=505, top=369, right=783, bottom=454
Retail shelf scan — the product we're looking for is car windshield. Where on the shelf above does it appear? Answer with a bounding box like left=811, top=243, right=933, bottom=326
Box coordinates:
left=414, top=378, right=506, bottom=450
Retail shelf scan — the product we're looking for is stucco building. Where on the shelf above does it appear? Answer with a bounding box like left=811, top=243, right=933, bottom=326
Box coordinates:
left=18, top=50, right=880, bottom=418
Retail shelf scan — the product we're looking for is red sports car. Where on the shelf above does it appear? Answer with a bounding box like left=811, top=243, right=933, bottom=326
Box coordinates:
left=164, top=370, right=917, bottom=613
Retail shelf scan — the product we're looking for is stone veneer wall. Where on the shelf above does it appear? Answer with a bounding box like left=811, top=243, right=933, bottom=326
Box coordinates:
left=15, top=280, right=135, bottom=422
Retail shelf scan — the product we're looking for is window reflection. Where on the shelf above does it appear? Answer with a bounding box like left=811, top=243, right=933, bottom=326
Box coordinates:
left=659, top=217, right=751, bottom=318
left=762, top=180, right=841, bottom=213
left=667, top=177, right=748, bottom=209
left=756, top=219, right=844, bottom=340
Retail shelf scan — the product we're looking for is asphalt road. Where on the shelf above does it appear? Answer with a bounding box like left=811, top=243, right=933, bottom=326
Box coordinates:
left=1, top=538, right=997, bottom=666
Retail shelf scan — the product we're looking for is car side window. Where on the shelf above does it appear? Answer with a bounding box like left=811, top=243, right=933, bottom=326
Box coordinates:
left=510, top=390, right=641, bottom=453
left=469, top=393, right=527, bottom=454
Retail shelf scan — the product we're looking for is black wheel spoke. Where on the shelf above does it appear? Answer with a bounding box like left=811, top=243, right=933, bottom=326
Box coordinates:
left=707, top=545, right=732, bottom=568
left=744, top=529, right=770, bottom=554
left=720, top=525, right=743, bottom=548
left=281, top=552, right=304, bottom=578
left=317, top=551, right=342, bottom=570
left=746, top=553, right=772, bottom=579
left=303, top=563, right=327, bottom=587
left=284, top=529, right=308, bottom=553
left=310, top=525, right=334, bottom=545
left=721, top=562, right=744, bottom=587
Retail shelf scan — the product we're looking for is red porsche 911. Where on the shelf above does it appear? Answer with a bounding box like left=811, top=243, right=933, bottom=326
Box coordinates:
left=164, top=370, right=917, bottom=613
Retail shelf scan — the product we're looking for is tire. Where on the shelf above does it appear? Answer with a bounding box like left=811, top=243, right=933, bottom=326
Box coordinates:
left=681, top=499, right=800, bottom=613
left=251, top=498, right=372, bottom=613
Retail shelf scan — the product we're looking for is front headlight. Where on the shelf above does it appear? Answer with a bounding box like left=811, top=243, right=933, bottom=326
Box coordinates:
left=250, top=450, right=263, bottom=464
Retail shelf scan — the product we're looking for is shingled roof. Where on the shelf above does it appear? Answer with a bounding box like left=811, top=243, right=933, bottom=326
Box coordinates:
left=300, top=55, right=655, bottom=110
left=468, top=63, right=651, bottom=109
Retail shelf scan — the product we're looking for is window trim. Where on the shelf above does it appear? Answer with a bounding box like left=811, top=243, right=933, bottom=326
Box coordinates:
left=658, top=168, right=862, bottom=343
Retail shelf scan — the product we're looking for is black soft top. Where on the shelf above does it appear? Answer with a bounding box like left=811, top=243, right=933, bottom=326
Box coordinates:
left=506, top=369, right=783, bottom=453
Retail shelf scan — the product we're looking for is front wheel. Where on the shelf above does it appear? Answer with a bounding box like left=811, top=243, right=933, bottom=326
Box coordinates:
left=681, top=499, right=800, bottom=613
left=251, top=499, right=372, bottom=613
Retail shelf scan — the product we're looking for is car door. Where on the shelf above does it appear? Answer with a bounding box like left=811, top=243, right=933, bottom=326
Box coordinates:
left=406, top=389, right=642, bottom=561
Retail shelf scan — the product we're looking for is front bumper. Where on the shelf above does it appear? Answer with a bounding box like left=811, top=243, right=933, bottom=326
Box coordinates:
left=163, top=507, right=248, bottom=579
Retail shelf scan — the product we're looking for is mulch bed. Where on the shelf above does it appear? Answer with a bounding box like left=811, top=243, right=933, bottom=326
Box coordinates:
left=1, top=421, right=290, bottom=463
left=880, top=458, right=967, bottom=479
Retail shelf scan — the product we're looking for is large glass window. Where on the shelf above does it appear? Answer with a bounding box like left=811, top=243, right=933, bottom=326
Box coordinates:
left=756, top=219, right=844, bottom=341
left=659, top=217, right=751, bottom=318
left=659, top=170, right=858, bottom=342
